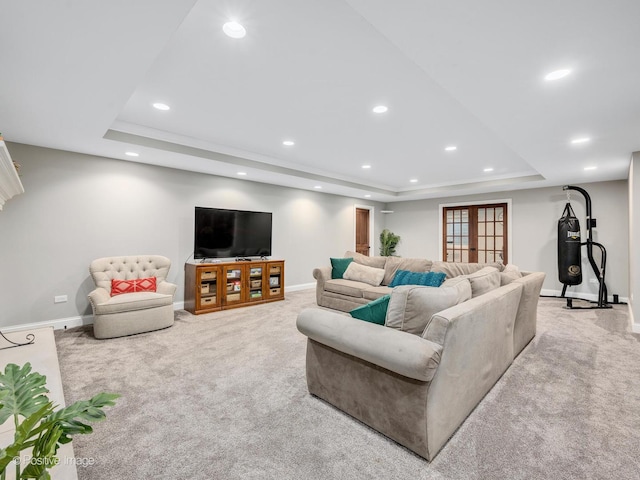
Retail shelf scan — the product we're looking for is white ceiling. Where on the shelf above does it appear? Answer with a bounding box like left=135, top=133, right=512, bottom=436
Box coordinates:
left=1, top=0, right=638, bottom=203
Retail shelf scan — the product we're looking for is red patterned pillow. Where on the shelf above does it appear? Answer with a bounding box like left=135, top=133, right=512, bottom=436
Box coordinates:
left=111, top=277, right=157, bottom=296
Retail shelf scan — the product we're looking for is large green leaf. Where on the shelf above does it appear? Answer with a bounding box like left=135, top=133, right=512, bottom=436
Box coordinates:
left=0, top=363, right=49, bottom=425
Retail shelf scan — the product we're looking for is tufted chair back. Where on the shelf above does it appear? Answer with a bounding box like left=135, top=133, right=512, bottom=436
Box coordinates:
left=89, top=255, right=171, bottom=295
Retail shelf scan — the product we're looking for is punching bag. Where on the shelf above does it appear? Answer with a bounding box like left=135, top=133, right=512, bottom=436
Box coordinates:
left=558, top=202, right=582, bottom=285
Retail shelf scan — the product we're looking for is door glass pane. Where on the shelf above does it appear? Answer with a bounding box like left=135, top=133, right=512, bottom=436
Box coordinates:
left=462, top=209, right=469, bottom=222
left=462, top=250, right=469, bottom=262
left=454, top=250, right=461, bottom=262
left=487, top=222, right=494, bottom=235
left=447, top=249, right=453, bottom=261
left=496, top=237, right=504, bottom=250
left=496, top=207, right=504, bottom=220
left=447, top=224, right=453, bottom=235
left=486, top=251, right=495, bottom=262
left=447, top=236, right=453, bottom=245
left=487, top=237, right=495, bottom=250
left=478, top=222, right=485, bottom=235
left=478, top=208, right=485, bottom=221
left=487, top=208, right=494, bottom=221
left=496, top=222, right=503, bottom=235
left=447, top=210, right=453, bottom=221
left=478, top=251, right=486, bottom=262
left=454, top=210, right=460, bottom=222
left=478, top=237, right=485, bottom=251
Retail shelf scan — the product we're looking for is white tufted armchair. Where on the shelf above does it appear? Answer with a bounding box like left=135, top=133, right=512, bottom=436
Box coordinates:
left=88, top=255, right=176, bottom=339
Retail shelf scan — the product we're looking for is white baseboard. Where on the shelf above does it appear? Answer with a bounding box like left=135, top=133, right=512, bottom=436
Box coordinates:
left=1, top=287, right=315, bottom=333
left=286, top=282, right=315, bottom=292
left=540, top=289, right=629, bottom=304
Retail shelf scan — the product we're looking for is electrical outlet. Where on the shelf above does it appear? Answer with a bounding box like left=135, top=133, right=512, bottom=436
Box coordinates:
left=54, top=295, right=68, bottom=304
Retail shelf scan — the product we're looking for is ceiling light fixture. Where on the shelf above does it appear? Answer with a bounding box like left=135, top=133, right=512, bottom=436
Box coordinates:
left=571, top=137, right=591, bottom=144
left=313, top=185, right=322, bottom=189
left=152, top=103, right=170, bottom=111
left=125, top=152, right=139, bottom=157
left=237, top=172, right=247, bottom=176
left=544, top=69, right=571, bottom=81
left=381, top=210, right=394, bottom=214
left=484, top=167, right=494, bottom=172
left=223, top=21, right=246, bottom=39
left=584, top=166, right=597, bottom=171
left=362, top=165, right=371, bottom=169
left=445, top=146, right=457, bottom=152
left=409, top=178, right=418, bottom=183
left=372, top=105, right=388, bottom=114
left=282, top=140, right=295, bottom=146
left=364, top=194, right=371, bottom=198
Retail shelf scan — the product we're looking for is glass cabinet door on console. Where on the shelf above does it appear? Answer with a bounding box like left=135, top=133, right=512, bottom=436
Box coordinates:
left=223, top=266, right=244, bottom=306
left=246, top=263, right=265, bottom=303
left=266, top=262, right=284, bottom=300
left=197, top=266, right=220, bottom=311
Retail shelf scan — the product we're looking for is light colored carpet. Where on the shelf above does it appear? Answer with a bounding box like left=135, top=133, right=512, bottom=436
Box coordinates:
left=54, top=290, right=640, bottom=479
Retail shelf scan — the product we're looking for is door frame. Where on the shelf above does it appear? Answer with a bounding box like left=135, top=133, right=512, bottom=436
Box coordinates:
left=354, top=204, right=375, bottom=256
left=438, top=198, right=513, bottom=262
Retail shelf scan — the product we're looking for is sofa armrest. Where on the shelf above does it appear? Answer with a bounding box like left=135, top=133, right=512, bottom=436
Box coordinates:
left=157, top=281, right=177, bottom=297
left=313, top=266, right=332, bottom=284
left=297, top=308, right=442, bottom=381
left=88, top=287, right=110, bottom=310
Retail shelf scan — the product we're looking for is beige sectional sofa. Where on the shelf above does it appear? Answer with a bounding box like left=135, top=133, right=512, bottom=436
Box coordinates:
left=300, top=252, right=545, bottom=460
left=314, top=250, right=503, bottom=312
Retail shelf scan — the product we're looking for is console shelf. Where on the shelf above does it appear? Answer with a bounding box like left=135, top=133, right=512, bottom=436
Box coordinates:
left=184, top=260, right=285, bottom=314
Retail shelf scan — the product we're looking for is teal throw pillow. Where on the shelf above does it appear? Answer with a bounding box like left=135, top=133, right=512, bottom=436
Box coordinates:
left=331, top=257, right=353, bottom=279
left=389, top=270, right=446, bottom=288
left=349, top=295, right=391, bottom=325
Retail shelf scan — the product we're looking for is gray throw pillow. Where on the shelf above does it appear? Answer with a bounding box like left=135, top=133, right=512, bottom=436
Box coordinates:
left=385, top=279, right=472, bottom=335
left=462, top=266, right=501, bottom=297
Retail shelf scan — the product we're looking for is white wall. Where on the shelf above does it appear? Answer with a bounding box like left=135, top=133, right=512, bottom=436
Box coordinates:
left=384, top=180, right=629, bottom=300
left=0, top=143, right=385, bottom=328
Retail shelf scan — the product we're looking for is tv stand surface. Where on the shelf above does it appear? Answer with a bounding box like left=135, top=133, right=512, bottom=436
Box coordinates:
left=184, top=259, right=285, bottom=315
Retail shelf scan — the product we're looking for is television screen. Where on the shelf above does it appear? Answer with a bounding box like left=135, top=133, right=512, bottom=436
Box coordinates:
left=194, top=207, right=272, bottom=259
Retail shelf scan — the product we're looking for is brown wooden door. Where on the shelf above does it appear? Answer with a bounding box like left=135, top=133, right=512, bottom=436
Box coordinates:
left=443, top=203, right=508, bottom=263
left=355, top=208, right=370, bottom=256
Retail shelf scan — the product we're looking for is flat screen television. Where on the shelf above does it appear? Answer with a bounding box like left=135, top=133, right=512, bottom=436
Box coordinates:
left=194, top=207, right=272, bottom=259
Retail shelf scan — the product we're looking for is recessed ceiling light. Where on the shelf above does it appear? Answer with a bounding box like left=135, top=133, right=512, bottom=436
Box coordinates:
left=237, top=172, right=247, bottom=176
left=372, top=105, right=388, bottom=114
left=364, top=194, right=371, bottom=198
left=282, top=140, right=295, bottom=146
left=381, top=210, right=394, bottom=214
left=152, top=102, right=170, bottom=111
left=484, top=167, right=494, bottom=172
left=314, top=185, right=322, bottom=189
left=409, top=178, right=418, bottom=183
left=571, top=137, right=591, bottom=144
left=584, top=166, right=597, bottom=171
left=445, top=146, right=457, bottom=152
left=125, top=152, right=139, bottom=157
left=544, top=69, right=571, bottom=81
left=362, top=165, right=371, bottom=169
left=223, top=21, right=246, bottom=39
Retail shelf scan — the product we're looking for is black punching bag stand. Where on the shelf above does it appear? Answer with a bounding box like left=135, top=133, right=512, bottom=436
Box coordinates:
left=561, top=185, right=611, bottom=309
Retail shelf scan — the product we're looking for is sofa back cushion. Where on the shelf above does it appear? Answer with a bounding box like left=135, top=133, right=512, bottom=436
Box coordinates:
left=382, top=256, right=433, bottom=285
left=463, top=267, right=501, bottom=297
left=385, top=279, right=472, bottom=335
left=344, top=251, right=387, bottom=269
left=343, top=261, right=385, bottom=286
left=500, top=263, right=523, bottom=285
left=90, top=255, right=171, bottom=294
left=431, top=261, right=504, bottom=279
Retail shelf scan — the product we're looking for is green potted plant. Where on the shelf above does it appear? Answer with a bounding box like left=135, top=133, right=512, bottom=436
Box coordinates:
left=379, top=229, right=401, bottom=256
left=0, top=362, right=118, bottom=480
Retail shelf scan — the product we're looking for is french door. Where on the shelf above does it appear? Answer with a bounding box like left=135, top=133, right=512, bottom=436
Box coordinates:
left=443, top=203, right=508, bottom=263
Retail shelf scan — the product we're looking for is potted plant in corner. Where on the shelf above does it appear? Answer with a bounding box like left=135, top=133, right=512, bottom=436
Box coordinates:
left=379, top=229, right=401, bottom=256
left=0, top=362, right=118, bottom=480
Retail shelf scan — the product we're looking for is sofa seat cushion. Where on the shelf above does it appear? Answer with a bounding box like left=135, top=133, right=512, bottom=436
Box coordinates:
left=324, top=279, right=369, bottom=298
left=362, top=285, right=393, bottom=300
left=385, top=279, right=472, bottom=335
left=93, top=292, right=174, bottom=315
